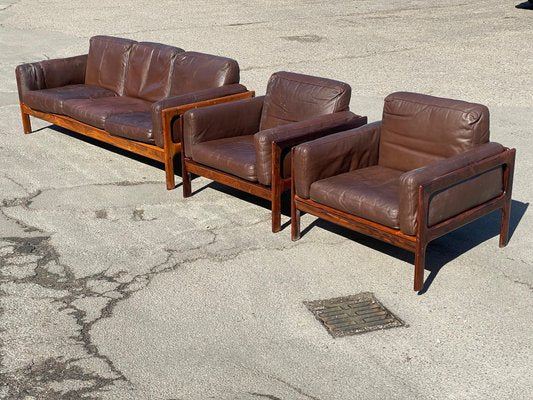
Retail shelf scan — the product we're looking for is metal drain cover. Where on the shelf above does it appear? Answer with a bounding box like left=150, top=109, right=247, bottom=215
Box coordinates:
left=304, top=292, right=405, bottom=337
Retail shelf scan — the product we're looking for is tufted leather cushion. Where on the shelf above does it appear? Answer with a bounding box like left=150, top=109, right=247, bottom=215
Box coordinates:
left=170, top=52, right=240, bottom=96
left=379, top=92, right=490, bottom=172
left=259, top=71, right=351, bottom=131
left=85, top=36, right=136, bottom=95
left=124, top=42, right=184, bottom=102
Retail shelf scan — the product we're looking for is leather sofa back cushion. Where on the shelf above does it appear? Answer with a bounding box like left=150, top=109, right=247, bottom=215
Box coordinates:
left=259, top=71, right=351, bottom=131
left=124, top=42, right=184, bottom=102
left=85, top=36, right=136, bottom=95
left=379, top=91, right=490, bottom=171
left=170, top=52, right=239, bottom=95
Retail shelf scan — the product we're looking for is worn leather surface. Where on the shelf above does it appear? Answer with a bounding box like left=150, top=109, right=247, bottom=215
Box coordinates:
left=105, top=112, right=154, bottom=144
left=124, top=42, right=184, bottom=102
left=16, top=55, right=88, bottom=102
left=379, top=91, right=490, bottom=171
left=191, top=135, right=257, bottom=181
left=62, top=96, right=151, bottom=129
left=170, top=52, right=240, bottom=96
left=85, top=36, right=136, bottom=95
left=254, top=111, right=363, bottom=186
left=151, top=83, right=248, bottom=148
left=23, top=84, right=116, bottom=114
left=399, top=142, right=505, bottom=235
left=294, top=121, right=381, bottom=199
left=259, top=71, right=351, bottom=131
left=310, top=166, right=403, bottom=229
left=183, top=96, right=264, bottom=158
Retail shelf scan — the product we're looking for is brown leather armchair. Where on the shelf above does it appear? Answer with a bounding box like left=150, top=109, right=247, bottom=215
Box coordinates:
left=291, top=92, right=515, bottom=291
left=181, top=71, right=367, bottom=232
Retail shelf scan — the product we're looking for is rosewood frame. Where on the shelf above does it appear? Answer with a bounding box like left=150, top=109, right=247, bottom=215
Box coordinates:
left=291, top=147, right=516, bottom=291
left=19, top=90, right=255, bottom=190
left=181, top=115, right=368, bottom=233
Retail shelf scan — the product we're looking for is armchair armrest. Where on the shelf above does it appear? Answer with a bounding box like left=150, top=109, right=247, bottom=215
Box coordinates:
left=151, top=83, right=251, bottom=148
left=182, top=95, right=264, bottom=158
left=292, top=121, right=381, bottom=199
left=15, top=54, right=88, bottom=101
left=399, top=142, right=514, bottom=236
left=254, top=111, right=367, bottom=186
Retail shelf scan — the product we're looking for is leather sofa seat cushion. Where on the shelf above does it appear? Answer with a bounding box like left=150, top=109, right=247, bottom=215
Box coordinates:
left=259, top=71, right=351, bottom=131
left=23, top=84, right=116, bottom=114
left=170, top=52, right=240, bottom=95
left=85, top=36, right=136, bottom=95
left=124, top=42, right=183, bottom=102
left=310, top=166, right=403, bottom=229
left=379, top=91, right=490, bottom=172
left=62, top=96, right=151, bottom=129
left=191, top=135, right=257, bottom=182
left=105, top=112, right=154, bottom=144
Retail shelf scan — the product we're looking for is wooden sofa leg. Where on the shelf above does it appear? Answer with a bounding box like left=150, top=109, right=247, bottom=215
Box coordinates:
left=164, top=156, right=175, bottom=190
left=20, top=106, right=32, bottom=134
left=271, top=183, right=282, bottom=233
left=414, top=241, right=427, bottom=291
left=499, top=200, right=511, bottom=248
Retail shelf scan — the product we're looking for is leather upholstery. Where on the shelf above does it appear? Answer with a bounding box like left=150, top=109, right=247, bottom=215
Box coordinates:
left=254, top=111, right=363, bottom=186
left=259, top=71, right=351, bottom=131
left=183, top=96, right=264, bottom=158
left=170, top=52, right=240, bottom=96
left=62, top=96, right=151, bottom=129
left=105, top=112, right=154, bottom=144
left=151, top=83, right=248, bottom=148
left=379, top=92, right=490, bottom=171
left=85, top=36, right=136, bottom=95
left=191, top=135, right=257, bottom=182
left=399, top=142, right=505, bottom=235
left=293, top=122, right=381, bottom=199
left=23, top=84, right=116, bottom=115
left=310, top=166, right=403, bottom=229
left=124, top=42, right=184, bottom=102
left=16, top=54, right=88, bottom=102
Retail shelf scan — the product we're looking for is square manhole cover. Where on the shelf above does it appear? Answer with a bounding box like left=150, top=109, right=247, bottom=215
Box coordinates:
left=304, top=292, right=405, bottom=337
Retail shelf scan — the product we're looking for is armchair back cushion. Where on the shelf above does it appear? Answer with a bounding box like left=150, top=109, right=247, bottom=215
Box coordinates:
left=379, top=92, right=490, bottom=172
left=85, top=35, right=136, bottom=95
left=259, top=71, right=351, bottom=131
left=124, top=42, right=184, bottom=101
left=170, top=52, right=240, bottom=96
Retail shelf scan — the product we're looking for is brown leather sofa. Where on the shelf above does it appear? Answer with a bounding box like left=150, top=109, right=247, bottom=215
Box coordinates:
left=16, top=35, right=253, bottom=189
left=181, top=71, right=368, bottom=232
left=291, top=92, right=515, bottom=291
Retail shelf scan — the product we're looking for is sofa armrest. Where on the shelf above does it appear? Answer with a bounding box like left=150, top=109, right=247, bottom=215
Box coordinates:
left=399, top=142, right=513, bottom=236
left=182, top=96, right=264, bottom=158
left=254, top=111, right=367, bottom=186
left=15, top=54, right=88, bottom=102
left=151, top=84, right=251, bottom=148
left=293, top=121, right=381, bottom=199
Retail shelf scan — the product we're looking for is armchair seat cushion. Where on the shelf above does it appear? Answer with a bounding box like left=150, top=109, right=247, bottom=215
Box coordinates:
left=24, top=84, right=116, bottom=115
left=309, top=166, right=403, bottom=229
left=192, top=135, right=257, bottom=182
left=105, top=112, right=154, bottom=144
left=62, top=96, right=151, bottom=129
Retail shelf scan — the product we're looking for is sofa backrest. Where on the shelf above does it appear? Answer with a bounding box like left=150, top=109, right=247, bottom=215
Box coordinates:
left=169, top=51, right=240, bottom=96
left=85, top=36, right=136, bottom=95
left=379, top=92, right=490, bottom=172
left=123, top=42, right=184, bottom=102
left=259, top=71, right=351, bottom=131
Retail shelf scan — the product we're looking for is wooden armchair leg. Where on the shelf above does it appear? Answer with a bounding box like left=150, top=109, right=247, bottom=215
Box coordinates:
left=20, top=105, right=32, bottom=134
left=414, top=241, right=427, bottom=291
left=182, top=158, right=192, bottom=198
left=271, top=187, right=282, bottom=233
left=499, top=200, right=511, bottom=248
left=291, top=207, right=301, bottom=241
